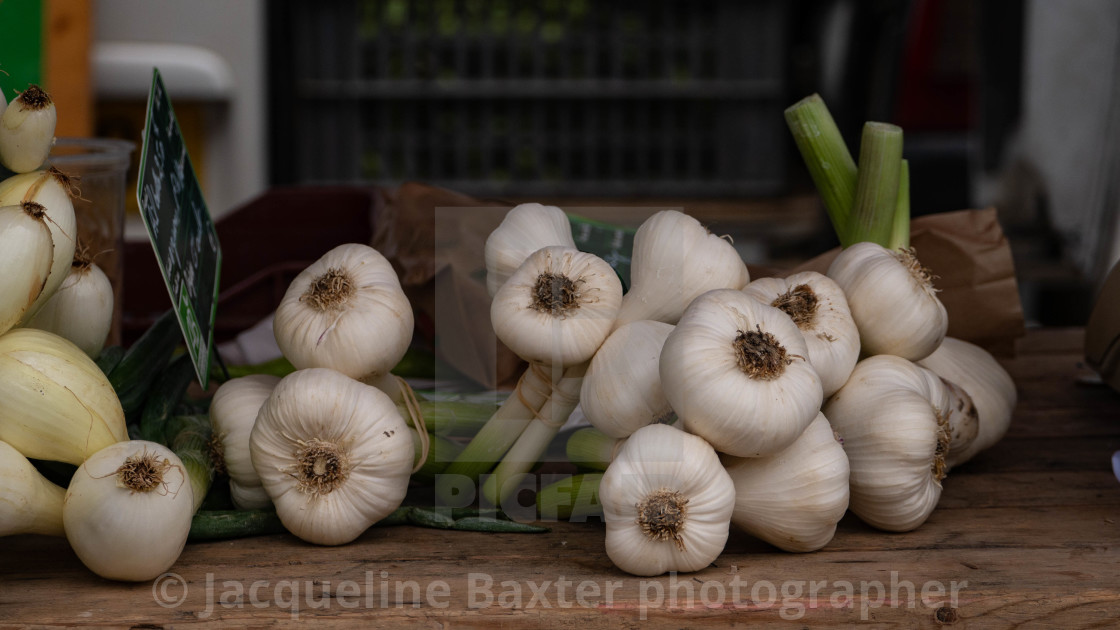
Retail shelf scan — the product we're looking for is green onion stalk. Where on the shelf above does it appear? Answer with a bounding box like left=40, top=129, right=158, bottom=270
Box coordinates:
left=785, top=94, right=911, bottom=248
left=565, top=427, right=622, bottom=471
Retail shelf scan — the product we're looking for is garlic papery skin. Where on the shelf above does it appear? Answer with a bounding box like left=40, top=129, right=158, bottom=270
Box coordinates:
left=0, top=440, right=65, bottom=537
left=250, top=368, right=413, bottom=545
left=0, top=85, right=57, bottom=173
left=0, top=168, right=78, bottom=321
left=485, top=203, right=576, bottom=297
left=722, top=413, right=849, bottom=552
left=581, top=320, right=675, bottom=438
left=600, top=423, right=735, bottom=576
left=24, top=253, right=113, bottom=358
left=742, top=271, right=859, bottom=397
left=0, top=202, right=55, bottom=335
left=209, top=374, right=281, bottom=509
left=491, top=246, right=623, bottom=367
left=613, top=210, right=750, bottom=330
left=827, top=242, right=947, bottom=361
left=918, top=337, right=1017, bottom=464
left=273, top=243, right=414, bottom=380
left=823, top=355, right=952, bottom=532
left=64, top=440, right=193, bottom=581
left=660, top=289, right=823, bottom=458
left=0, top=328, right=127, bottom=465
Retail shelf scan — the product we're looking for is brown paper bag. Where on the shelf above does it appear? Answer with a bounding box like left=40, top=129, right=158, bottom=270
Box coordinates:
left=786, top=208, right=1025, bottom=355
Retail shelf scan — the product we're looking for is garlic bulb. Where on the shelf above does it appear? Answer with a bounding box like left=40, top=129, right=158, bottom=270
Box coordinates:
left=209, top=374, right=281, bottom=510
left=0, top=202, right=54, bottom=335
left=0, top=440, right=65, bottom=537
left=0, top=168, right=78, bottom=321
left=742, top=271, right=858, bottom=397
left=0, top=328, right=127, bottom=465
left=485, top=203, right=576, bottom=297
left=250, top=368, right=414, bottom=545
left=600, top=423, right=736, bottom=576
left=64, top=440, right=194, bottom=581
left=0, top=85, right=56, bottom=173
left=24, top=251, right=113, bottom=358
left=581, top=320, right=675, bottom=438
left=273, top=243, right=413, bottom=381
left=723, top=413, right=849, bottom=552
left=827, top=242, right=947, bottom=361
left=491, top=246, right=622, bottom=367
left=823, top=355, right=951, bottom=531
left=918, top=337, right=1017, bottom=464
left=660, top=289, right=823, bottom=457
left=614, top=210, right=750, bottom=329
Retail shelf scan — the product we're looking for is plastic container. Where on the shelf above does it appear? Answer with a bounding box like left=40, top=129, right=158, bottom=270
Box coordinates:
left=48, top=137, right=136, bottom=346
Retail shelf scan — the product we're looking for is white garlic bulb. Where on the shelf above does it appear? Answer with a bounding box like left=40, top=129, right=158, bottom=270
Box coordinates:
left=0, top=440, right=65, bottom=537
left=0, top=202, right=54, bottom=335
left=918, top=337, right=1017, bottom=464
left=490, top=246, right=622, bottom=367
left=742, top=271, right=859, bottom=397
left=600, top=423, right=735, bottom=576
left=485, top=203, right=576, bottom=297
left=0, top=85, right=56, bottom=173
left=823, top=355, right=952, bottom=531
left=723, top=413, right=849, bottom=552
left=273, top=243, right=413, bottom=380
left=0, top=168, right=77, bottom=322
left=25, top=255, right=114, bottom=358
left=660, top=289, right=823, bottom=458
left=614, top=210, right=749, bottom=329
left=209, top=374, right=281, bottom=510
left=827, top=242, right=947, bottom=361
left=250, top=368, right=413, bottom=545
left=580, top=320, right=675, bottom=438
left=63, top=440, right=194, bottom=581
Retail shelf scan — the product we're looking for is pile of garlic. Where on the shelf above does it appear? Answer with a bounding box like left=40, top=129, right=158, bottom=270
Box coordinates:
left=479, top=204, right=1016, bottom=577
left=0, top=84, right=204, bottom=583
left=211, top=242, right=424, bottom=546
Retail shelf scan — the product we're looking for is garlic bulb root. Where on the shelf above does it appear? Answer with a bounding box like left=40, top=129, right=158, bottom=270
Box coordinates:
left=600, top=423, right=735, bottom=576
left=742, top=271, right=859, bottom=397
left=660, top=289, right=823, bottom=458
left=250, top=368, right=414, bottom=546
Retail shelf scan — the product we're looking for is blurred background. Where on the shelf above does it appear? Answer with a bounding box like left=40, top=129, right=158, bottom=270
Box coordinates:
left=0, top=0, right=1117, bottom=329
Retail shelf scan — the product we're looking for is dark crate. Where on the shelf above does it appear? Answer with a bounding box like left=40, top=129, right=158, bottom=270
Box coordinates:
left=270, top=0, right=790, bottom=197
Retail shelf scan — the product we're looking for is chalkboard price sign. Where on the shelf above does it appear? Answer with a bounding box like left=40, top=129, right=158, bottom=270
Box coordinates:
left=136, top=69, right=222, bottom=388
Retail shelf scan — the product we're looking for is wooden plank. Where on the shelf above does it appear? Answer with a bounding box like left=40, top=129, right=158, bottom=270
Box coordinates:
left=44, top=0, right=92, bottom=138
left=2, top=504, right=1119, bottom=627
left=2, top=327, right=1119, bottom=628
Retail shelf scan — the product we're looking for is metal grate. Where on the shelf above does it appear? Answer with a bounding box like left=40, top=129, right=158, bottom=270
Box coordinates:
left=274, top=0, right=789, bottom=197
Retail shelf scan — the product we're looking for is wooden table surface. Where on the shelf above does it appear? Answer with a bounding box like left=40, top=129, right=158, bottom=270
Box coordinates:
left=3, top=328, right=1119, bottom=628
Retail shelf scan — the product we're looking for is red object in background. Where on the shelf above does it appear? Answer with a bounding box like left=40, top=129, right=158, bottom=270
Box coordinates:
left=122, top=186, right=380, bottom=346
left=894, top=0, right=978, bottom=131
